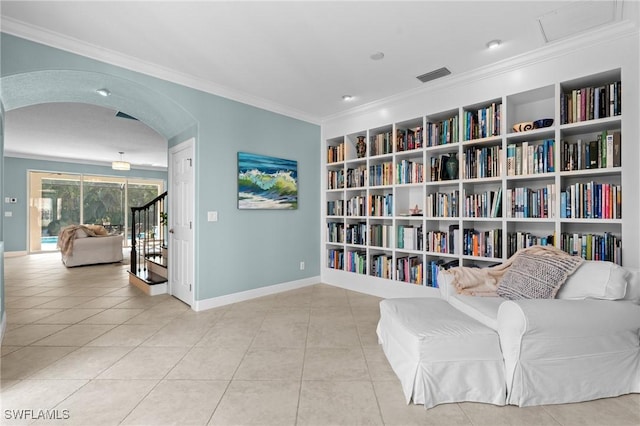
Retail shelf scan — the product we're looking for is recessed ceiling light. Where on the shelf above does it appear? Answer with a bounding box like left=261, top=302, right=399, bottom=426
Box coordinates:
left=342, top=95, right=354, bottom=101
left=486, top=39, right=502, bottom=50
left=96, top=88, right=111, bottom=97
left=370, top=51, right=385, bottom=61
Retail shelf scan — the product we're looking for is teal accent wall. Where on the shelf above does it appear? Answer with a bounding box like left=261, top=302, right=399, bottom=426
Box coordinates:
left=3, top=157, right=168, bottom=252
left=1, top=34, right=321, bottom=301
left=1, top=101, right=5, bottom=326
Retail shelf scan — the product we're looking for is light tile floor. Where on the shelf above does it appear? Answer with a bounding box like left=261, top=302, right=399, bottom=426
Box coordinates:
left=1, top=252, right=639, bottom=425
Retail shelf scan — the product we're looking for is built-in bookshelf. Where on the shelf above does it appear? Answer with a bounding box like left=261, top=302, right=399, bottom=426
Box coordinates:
left=323, top=69, right=624, bottom=290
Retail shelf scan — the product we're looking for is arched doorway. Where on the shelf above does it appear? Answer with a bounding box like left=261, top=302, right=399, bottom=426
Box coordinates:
left=0, top=69, right=198, bottom=321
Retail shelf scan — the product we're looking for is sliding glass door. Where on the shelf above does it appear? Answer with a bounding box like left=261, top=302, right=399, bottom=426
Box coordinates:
left=28, top=171, right=163, bottom=253
left=29, top=172, right=81, bottom=251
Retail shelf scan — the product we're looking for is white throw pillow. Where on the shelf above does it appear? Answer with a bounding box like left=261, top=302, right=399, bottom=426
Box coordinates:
left=556, top=261, right=628, bottom=300
left=74, top=228, right=88, bottom=238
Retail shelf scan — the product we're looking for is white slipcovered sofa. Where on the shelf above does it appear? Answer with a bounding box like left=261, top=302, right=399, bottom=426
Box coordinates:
left=58, top=225, right=124, bottom=267
left=377, top=259, right=640, bottom=408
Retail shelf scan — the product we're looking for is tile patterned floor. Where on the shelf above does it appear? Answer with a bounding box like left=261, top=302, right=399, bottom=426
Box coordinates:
left=1, top=252, right=639, bottom=425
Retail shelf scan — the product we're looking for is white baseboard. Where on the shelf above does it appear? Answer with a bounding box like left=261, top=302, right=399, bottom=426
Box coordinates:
left=193, top=276, right=320, bottom=311
left=4, top=251, right=27, bottom=258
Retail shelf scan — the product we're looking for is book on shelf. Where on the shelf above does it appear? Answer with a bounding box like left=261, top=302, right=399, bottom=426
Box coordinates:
left=370, top=253, right=392, bottom=279
left=327, top=170, right=344, bottom=189
left=346, top=222, right=367, bottom=245
left=397, top=225, right=423, bottom=250
left=464, top=145, right=501, bottom=179
left=327, top=143, right=345, bottom=163
left=463, top=103, right=501, bottom=140
left=560, top=232, right=621, bottom=264
left=560, top=182, right=621, bottom=219
left=510, top=140, right=554, bottom=175
left=561, top=81, right=621, bottom=124
left=397, top=159, right=424, bottom=184
left=370, top=132, right=393, bottom=156
left=369, top=162, right=394, bottom=186
left=506, top=184, right=555, bottom=219
left=396, top=127, right=424, bottom=152
left=346, top=165, right=367, bottom=188
left=427, top=117, right=459, bottom=147
left=562, top=131, right=621, bottom=171
left=370, top=224, right=392, bottom=248
left=425, top=230, right=450, bottom=254
left=345, top=250, right=367, bottom=274
left=368, top=193, right=393, bottom=217
left=463, top=228, right=502, bottom=258
left=430, top=154, right=456, bottom=182
left=448, top=224, right=460, bottom=255
left=507, top=232, right=554, bottom=258
left=327, top=222, right=345, bottom=243
left=464, top=188, right=501, bottom=218
left=396, top=256, right=423, bottom=284
left=327, top=248, right=344, bottom=270
left=326, top=200, right=344, bottom=216
left=425, top=190, right=459, bottom=217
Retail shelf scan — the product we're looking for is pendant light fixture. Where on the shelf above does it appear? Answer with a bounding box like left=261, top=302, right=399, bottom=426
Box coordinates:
left=112, top=151, right=131, bottom=171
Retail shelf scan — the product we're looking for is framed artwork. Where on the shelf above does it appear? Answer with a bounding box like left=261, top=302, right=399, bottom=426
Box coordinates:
left=238, top=152, right=298, bottom=209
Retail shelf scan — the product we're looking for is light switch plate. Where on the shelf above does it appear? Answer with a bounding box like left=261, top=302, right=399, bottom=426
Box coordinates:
left=207, top=211, right=218, bottom=222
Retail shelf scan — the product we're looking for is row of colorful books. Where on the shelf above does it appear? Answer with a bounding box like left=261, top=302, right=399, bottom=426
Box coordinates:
left=397, top=225, right=423, bottom=250
left=561, top=131, right=621, bottom=171
left=346, top=223, right=367, bottom=245
left=463, top=188, right=502, bottom=218
left=327, top=143, right=345, bottom=163
left=463, top=228, right=502, bottom=258
left=464, top=145, right=502, bottom=179
left=506, top=139, right=555, bottom=176
left=326, top=222, right=344, bottom=243
left=346, top=165, right=367, bottom=188
left=327, top=170, right=344, bottom=189
left=396, top=256, right=423, bottom=284
left=326, top=200, right=344, bottom=216
left=396, top=159, right=424, bottom=184
left=370, top=132, right=393, bottom=156
left=345, top=250, right=367, bottom=274
left=427, top=116, right=459, bottom=146
left=560, top=182, right=621, bottom=219
left=396, top=127, right=423, bottom=152
left=560, top=232, right=621, bottom=265
left=463, top=102, right=501, bottom=141
left=506, top=233, right=554, bottom=258
left=560, top=81, right=621, bottom=124
left=506, top=185, right=555, bottom=219
left=425, top=190, right=459, bottom=218
left=369, top=162, right=394, bottom=186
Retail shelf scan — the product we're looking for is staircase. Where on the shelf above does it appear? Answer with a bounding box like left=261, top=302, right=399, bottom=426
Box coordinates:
left=129, top=191, right=169, bottom=295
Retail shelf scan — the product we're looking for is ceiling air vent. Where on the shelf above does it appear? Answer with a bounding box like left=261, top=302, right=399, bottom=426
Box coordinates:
left=115, top=111, right=138, bottom=120
left=416, top=67, right=451, bottom=83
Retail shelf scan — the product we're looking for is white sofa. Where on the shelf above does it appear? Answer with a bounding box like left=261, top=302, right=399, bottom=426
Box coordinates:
left=377, top=260, right=640, bottom=408
left=60, top=229, right=124, bottom=267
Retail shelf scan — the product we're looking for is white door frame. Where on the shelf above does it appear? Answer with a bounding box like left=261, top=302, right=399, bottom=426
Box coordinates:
left=168, top=137, right=195, bottom=307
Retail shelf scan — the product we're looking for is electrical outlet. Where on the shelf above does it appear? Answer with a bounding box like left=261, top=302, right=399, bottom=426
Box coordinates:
left=299, top=261, right=305, bottom=270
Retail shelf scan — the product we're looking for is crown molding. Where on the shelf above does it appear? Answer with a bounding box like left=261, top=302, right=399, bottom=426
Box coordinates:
left=322, top=20, right=639, bottom=123
left=4, top=151, right=168, bottom=172
left=1, top=17, right=321, bottom=125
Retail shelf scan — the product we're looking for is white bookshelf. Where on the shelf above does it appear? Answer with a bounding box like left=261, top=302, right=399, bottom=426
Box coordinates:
left=323, top=69, right=625, bottom=295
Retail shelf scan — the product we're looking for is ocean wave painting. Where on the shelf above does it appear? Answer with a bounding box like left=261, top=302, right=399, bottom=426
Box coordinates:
left=238, top=152, right=298, bottom=209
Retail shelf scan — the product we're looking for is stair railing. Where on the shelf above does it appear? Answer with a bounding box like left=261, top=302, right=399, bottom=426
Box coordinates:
left=130, top=191, right=167, bottom=275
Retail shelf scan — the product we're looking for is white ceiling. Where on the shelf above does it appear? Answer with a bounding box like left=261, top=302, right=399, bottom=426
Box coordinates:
left=1, top=1, right=636, bottom=169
